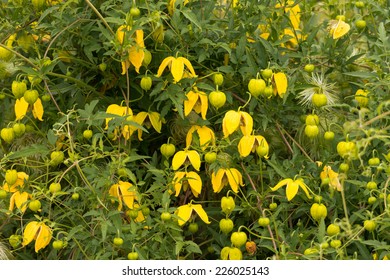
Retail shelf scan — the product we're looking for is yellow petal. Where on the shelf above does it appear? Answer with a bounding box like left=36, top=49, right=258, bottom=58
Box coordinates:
left=14, top=191, right=30, bottom=213
left=148, top=112, right=162, bottom=133
left=239, top=112, right=253, bottom=136
left=186, top=171, right=202, bottom=197
left=187, top=150, right=201, bottom=171
left=156, top=56, right=173, bottom=77
left=134, top=29, right=145, bottom=48
left=135, top=112, right=148, bottom=140
left=220, top=247, right=230, bottom=260
left=116, top=25, right=130, bottom=45
left=119, top=181, right=137, bottom=209
left=172, top=151, right=187, bottom=170
left=128, top=47, right=144, bottom=73
left=171, top=57, right=184, bottom=82
left=273, top=72, right=288, bottom=98
left=179, top=57, right=197, bottom=78
left=109, top=184, right=122, bottom=210
left=184, top=91, right=198, bottom=117
left=33, top=98, right=44, bottom=121
left=198, top=91, right=208, bottom=120
left=192, top=204, right=210, bottom=224
left=185, top=125, right=198, bottom=148
left=8, top=192, right=16, bottom=212
left=271, top=178, right=292, bottom=191
left=212, top=169, right=226, bottom=193
left=197, top=126, right=215, bottom=149
left=15, top=97, right=29, bottom=120
left=22, top=221, right=39, bottom=247
left=226, top=168, right=243, bottom=193
left=296, top=178, right=313, bottom=199
left=176, top=204, right=192, bottom=226
left=35, top=223, right=52, bottom=252
left=173, top=171, right=186, bottom=196
left=330, top=20, right=350, bottom=39
left=223, top=110, right=241, bottom=138
left=238, top=135, right=255, bottom=157
left=121, top=59, right=131, bottom=75
left=286, top=180, right=299, bottom=201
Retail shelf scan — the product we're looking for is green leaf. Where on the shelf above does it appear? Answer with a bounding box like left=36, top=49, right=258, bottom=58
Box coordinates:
left=343, top=71, right=378, bottom=79
left=7, top=144, right=49, bottom=160
left=181, top=9, right=202, bottom=31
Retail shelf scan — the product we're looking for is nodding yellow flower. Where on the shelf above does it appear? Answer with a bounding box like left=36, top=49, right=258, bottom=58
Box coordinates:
left=134, top=111, right=162, bottom=141
left=168, top=0, right=190, bottom=16
left=172, top=149, right=201, bottom=171
left=320, top=166, right=342, bottom=191
left=271, top=178, right=312, bottom=201
left=2, top=172, right=29, bottom=193
left=105, top=104, right=133, bottom=140
left=117, top=26, right=145, bottom=74
left=172, top=171, right=202, bottom=197
left=238, top=135, right=269, bottom=158
left=109, top=181, right=139, bottom=211
left=275, top=0, right=301, bottom=30
left=129, top=202, right=146, bottom=223
left=9, top=191, right=31, bottom=213
left=186, top=125, right=215, bottom=150
left=15, top=97, right=43, bottom=121
left=272, top=72, right=288, bottom=98
left=175, top=202, right=210, bottom=226
left=22, top=221, right=52, bottom=253
left=184, top=89, right=208, bottom=120
left=156, top=56, right=196, bottom=83
left=328, top=19, right=350, bottom=40
left=211, top=168, right=244, bottom=193
left=222, top=110, right=253, bottom=138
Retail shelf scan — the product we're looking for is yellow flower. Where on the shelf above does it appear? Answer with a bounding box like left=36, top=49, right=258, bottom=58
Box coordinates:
left=172, top=171, right=202, bottom=197
left=271, top=178, right=312, bottom=201
left=156, top=56, right=197, bottom=83
left=238, top=135, right=269, bottom=158
left=275, top=0, right=301, bottom=30
left=15, top=97, right=43, bottom=121
left=272, top=72, right=288, bottom=98
left=105, top=104, right=134, bottom=140
left=220, top=246, right=243, bottom=260
left=130, top=202, right=146, bottom=223
left=172, top=149, right=201, bottom=171
left=184, top=89, right=208, bottom=120
left=328, top=19, right=350, bottom=40
left=222, top=110, right=253, bottom=138
left=320, top=166, right=342, bottom=191
left=186, top=125, right=215, bottom=150
left=22, top=221, right=52, bottom=253
left=175, top=202, right=210, bottom=226
left=2, top=171, right=29, bottom=192
left=9, top=191, right=31, bottom=213
left=212, top=168, right=244, bottom=193
left=168, top=0, right=190, bottom=16
left=109, top=181, right=139, bottom=211
left=134, top=111, right=162, bottom=141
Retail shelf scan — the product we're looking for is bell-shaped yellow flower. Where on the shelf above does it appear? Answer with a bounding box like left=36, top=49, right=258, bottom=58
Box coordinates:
left=320, top=166, right=342, bottom=191
left=184, top=89, right=208, bottom=119
left=156, top=56, right=197, bottom=83
left=272, top=72, right=288, bottom=98
left=9, top=191, right=31, bottom=213
left=172, top=149, right=201, bottom=171
left=22, top=221, right=52, bottom=253
left=15, top=97, right=43, bottom=121
left=134, top=111, right=162, bottom=141
left=105, top=104, right=134, bottom=140
left=222, top=110, right=253, bottom=138
left=3, top=171, right=29, bottom=193
left=109, top=181, right=139, bottom=211
left=271, top=178, right=312, bottom=201
left=212, top=168, right=244, bottom=193
left=186, top=125, right=215, bottom=150
left=175, top=202, right=210, bottom=226
left=172, top=171, right=202, bottom=197
left=238, top=135, right=269, bottom=158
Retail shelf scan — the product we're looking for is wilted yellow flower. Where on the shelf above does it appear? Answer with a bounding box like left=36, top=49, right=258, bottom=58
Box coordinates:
left=222, top=110, right=253, bottom=138
left=212, top=168, right=244, bottom=193
left=172, top=149, right=201, bottom=171
left=109, top=181, right=139, bottom=211
left=9, top=191, right=31, bottom=213
left=2, top=172, right=29, bottom=192
left=328, top=19, right=350, bottom=40
left=175, top=203, right=210, bottom=226
left=15, top=97, right=43, bottom=121
left=271, top=178, right=312, bottom=201
left=186, top=125, right=215, bottom=150
left=172, top=171, right=202, bottom=197
left=320, top=165, right=342, bottom=191
left=238, top=135, right=269, bottom=158
left=22, top=221, right=52, bottom=253
left=184, top=89, right=208, bottom=119
left=134, top=111, right=162, bottom=141
left=156, top=56, right=196, bottom=83
left=272, top=72, right=288, bottom=98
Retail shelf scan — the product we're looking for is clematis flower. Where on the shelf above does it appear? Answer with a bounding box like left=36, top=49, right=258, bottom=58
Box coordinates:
left=9, top=191, right=31, bottom=213
left=186, top=125, right=215, bottom=150
left=105, top=104, right=134, bottom=140
left=184, top=89, right=208, bottom=120
left=15, top=97, right=43, bottom=121
left=168, top=0, right=190, bottom=15
left=275, top=0, right=301, bottom=30
left=222, top=110, right=253, bottom=138
left=134, top=111, right=162, bottom=141
left=212, top=168, right=244, bottom=193
left=129, top=202, right=145, bottom=223
left=172, top=149, right=201, bottom=171
left=109, top=181, right=139, bottom=211
left=270, top=178, right=312, bottom=201
left=22, top=221, right=52, bottom=253
left=172, top=171, right=202, bottom=197
left=238, top=135, right=269, bottom=158
left=2, top=172, right=29, bottom=193
left=328, top=19, right=350, bottom=40
left=272, top=72, right=288, bottom=98
left=320, top=165, right=342, bottom=191
left=297, top=73, right=337, bottom=108
left=175, top=203, right=210, bottom=226
left=156, top=56, right=197, bottom=83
